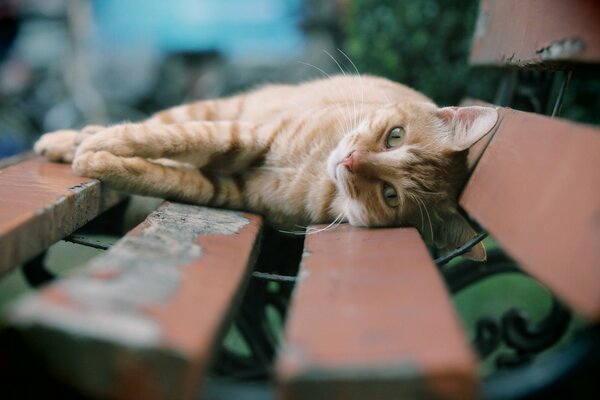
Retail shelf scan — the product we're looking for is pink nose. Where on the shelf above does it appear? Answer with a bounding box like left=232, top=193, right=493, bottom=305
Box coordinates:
left=342, top=151, right=355, bottom=172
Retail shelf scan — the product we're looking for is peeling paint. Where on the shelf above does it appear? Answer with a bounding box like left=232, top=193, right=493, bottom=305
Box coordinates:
left=9, top=203, right=250, bottom=347
left=473, top=11, right=488, bottom=40
left=69, top=180, right=97, bottom=194
left=297, top=268, right=310, bottom=283
left=89, top=268, right=122, bottom=280
left=10, top=296, right=162, bottom=348
left=536, top=37, right=584, bottom=60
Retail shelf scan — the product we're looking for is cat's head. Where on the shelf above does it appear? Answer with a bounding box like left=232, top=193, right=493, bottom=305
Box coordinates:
left=327, top=103, right=498, bottom=260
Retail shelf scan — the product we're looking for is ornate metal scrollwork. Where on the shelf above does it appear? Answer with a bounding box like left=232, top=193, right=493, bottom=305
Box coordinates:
left=502, top=300, right=571, bottom=353
left=495, top=298, right=571, bottom=369
left=472, top=316, right=501, bottom=359
left=441, top=249, right=572, bottom=368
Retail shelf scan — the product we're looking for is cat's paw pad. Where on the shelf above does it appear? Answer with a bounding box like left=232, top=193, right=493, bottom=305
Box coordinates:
left=34, top=130, right=79, bottom=162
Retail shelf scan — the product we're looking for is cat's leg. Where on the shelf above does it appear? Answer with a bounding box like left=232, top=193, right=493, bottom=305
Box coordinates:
left=72, top=151, right=245, bottom=208
left=35, top=95, right=246, bottom=162
left=34, top=125, right=105, bottom=162
left=70, top=120, right=279, bottom=208
left=74, top=121, right=280, bottom=170
left=147, top=95, right=247, bottom=123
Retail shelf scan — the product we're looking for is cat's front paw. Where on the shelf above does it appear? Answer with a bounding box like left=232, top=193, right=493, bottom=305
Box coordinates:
left=34, top=130, right=79, bottom=162
left=34, top=125, right=105, bottom=163
left=76, top=126, right=131, bottom=159
left=72, top=150, right=146, bottom=188
left=72, top=150, right=112, bottom=179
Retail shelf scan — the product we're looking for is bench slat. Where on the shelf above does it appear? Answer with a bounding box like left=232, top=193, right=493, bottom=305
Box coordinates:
left=471, top=0, right=600, bottom=67
left=277, top=226, right=476, bottom=400
left=0, top=158, right=122, bottom=275
left=7, top=202, right=263, bottom=400
left=461, top=109, right=600, bottom=321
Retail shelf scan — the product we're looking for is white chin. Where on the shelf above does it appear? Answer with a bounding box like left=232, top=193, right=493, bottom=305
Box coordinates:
left=347, top=213, right=367, bottom=227
left=326, top=153, right=339, bottom=182
left=345, top=199, right=368, bottom=227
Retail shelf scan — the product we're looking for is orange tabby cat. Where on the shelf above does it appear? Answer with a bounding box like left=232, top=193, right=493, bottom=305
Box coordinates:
left=34, top=75, right=497, bottom=260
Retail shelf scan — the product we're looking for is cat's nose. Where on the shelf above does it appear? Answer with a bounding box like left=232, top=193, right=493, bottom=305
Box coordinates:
left=342, top=151, right=355, bottom=172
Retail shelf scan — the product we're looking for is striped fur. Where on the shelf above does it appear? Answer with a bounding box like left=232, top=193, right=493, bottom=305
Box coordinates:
left=34, top=75, right=498, bottom=259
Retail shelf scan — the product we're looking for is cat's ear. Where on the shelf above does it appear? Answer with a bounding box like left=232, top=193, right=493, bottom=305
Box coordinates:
left=437, top=106, right=498, bottom=151
left=435, top=208, right=486, bottom=261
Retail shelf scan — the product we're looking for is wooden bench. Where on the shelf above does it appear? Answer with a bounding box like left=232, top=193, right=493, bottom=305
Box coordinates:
left=1, top=1, right=599, bottom=399
left=5, top=202, right=262, bottom=400
left=276, top=107, right=600, bottom=400
left=0, top=157, right=122, bottom=276
left=277, top=1, right=600, bottom=399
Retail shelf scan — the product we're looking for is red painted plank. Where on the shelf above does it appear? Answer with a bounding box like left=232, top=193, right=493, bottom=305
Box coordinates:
left=461, top=109, right=600, bottom=321
left=0, top=157, right=122, bottom=275
left=7, top=202, right=263, bottom=400
left=471, top=0, right=600, bottom=67
left=277, top=226, right=476, bottom=400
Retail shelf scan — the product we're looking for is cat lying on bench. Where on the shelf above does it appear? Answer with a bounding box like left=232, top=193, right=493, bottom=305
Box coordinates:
left=34, top=75, right=497, bottom=260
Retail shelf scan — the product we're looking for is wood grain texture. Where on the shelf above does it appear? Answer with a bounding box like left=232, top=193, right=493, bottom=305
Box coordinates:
left=277, top=225, right=476, bottom=400
left=471, top=0, right=600, bottom=67
left=7, top=202, right=263, bottom=400
left=0, top=157, right=122, bottom=275
left=461, top=109, right=600, bottom=321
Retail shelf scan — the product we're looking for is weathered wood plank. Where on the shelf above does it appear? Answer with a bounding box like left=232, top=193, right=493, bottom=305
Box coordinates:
left=0, top=151, right=35, bottom=169
left=471, top=0, right=600, bottom=67
left=6, top=202, right=263, bottom=400
left=0, top=157, right=122, bottom=275
left=460, top=109, right=600, bottom=321
left=277, top=226, right=476, bottom=400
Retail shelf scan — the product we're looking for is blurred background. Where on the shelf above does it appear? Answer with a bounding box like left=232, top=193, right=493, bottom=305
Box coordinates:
left=0, top=0, right=341, bottom=158
left=1, top=0, right=598, bottom=159
left=0, top=2, right=599, bottom=394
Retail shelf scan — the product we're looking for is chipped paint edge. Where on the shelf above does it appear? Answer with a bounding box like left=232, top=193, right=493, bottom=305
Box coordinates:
left=0, top=177, right=122, bottom=275
left=7, top=203, right=253, bottom=349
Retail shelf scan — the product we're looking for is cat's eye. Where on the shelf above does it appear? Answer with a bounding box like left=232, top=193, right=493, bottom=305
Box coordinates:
left=382, top=183, right=400, bottom=207
left=386, top=127, right=405, bottom=148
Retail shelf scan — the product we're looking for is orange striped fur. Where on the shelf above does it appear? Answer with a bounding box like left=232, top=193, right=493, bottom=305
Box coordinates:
left=34, top=75, right=498, bottom=259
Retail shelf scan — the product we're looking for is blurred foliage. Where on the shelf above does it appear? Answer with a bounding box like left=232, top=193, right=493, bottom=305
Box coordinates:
left=342, top=0, right=500, bottom=106
left=342, top=0, right=600, bottom=125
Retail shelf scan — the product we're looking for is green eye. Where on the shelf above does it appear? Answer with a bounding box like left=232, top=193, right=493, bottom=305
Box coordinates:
left=386, top=127, right=405, bottom=148
left=382, top=183, right=400, bottom=207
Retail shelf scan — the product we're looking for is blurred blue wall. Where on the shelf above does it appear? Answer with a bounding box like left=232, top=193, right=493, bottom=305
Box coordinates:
left=92, top=0, right=306, bottom=58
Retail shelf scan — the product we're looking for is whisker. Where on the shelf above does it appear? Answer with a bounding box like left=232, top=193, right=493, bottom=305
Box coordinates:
left=296, top=60, right=330, bottom=78
left=296, top=61, right=352, bottom=134
left=411, top=188, right=445, bottom=197
left=418, top=197, right=435, bottom=243
left=279, top=223, right=310, bottom=235
left=322, top=50, right=357, bottom=132
left=337, top=48, right=365, bottom=131
left=279, top=229, right=308, bottom=236
left=305, top=209, right=346, bottom=235
left=409, top=194, right=426, bottom=238
left=279, top=201, right=347, bottom=236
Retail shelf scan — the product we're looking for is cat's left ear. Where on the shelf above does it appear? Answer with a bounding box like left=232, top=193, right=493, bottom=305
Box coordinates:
left=437, top=106, right=498, bottom=151
left=435, top=208, right=487, bottom=261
